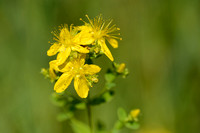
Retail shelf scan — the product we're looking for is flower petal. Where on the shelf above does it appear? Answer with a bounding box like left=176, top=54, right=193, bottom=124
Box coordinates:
left=54, top=72, right=74, bottom=93
left=78, top=54, right=86, bottom=66
left=57, top=47, right=71, bottom=65
left=107, top=38, right=118, bottom=48
left=71, top=45, right=89, bottom=53
left=83, top=64, right=101, bottom=75
left=98, top=39, right=114, bottom=61
left=47, top=43, right=62, bottom=56
left=49, top=60, right=59, bottom=80
left=74, top=32, right=95, bottom=45
left=76, top=25, right=93, bottom=32
left=74, top=75, right=89, bottom=98
left=58, top=60, right=74, bottom=73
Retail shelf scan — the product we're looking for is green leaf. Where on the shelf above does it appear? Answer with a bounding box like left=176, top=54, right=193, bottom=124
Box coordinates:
left=51, top=93, right=66, bottom=107
left=57, top=111, right=73, bottom=122
left=75, top=102, right=86, bottom=110
left=125, top=122, right=140, bottom=130
left=71, top=119, right=90, bottom=133
left=105, top=82, right=116, bottom=89
left=102, top=90, right=114, bottom=102
left=90, top=90, right=115, bottom=105
left=122, top=68, right=129, bottom=78
left=117, top=108, right=127, bottom=121
left=105, top=73, right=116, bottom=83
left=114, top=120, right=124, bottom=129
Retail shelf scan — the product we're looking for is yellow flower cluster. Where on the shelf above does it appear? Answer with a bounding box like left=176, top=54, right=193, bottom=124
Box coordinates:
left=47, top=15, right=121, bottom=98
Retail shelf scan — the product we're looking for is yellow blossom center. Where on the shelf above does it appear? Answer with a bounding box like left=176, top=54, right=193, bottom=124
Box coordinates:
left=91, top=30, right=104, bottom=40
left=72, top=65, right=84, bottom=76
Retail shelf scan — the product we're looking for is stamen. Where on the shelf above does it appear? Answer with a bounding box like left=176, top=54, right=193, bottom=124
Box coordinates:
left=80, top=18, right=87, bottom=24
left=100, top=22, right=105, bottom=31
left=70, top=24, right=73, bottom=32
left=51, top=31, right=59, bottom=39
left=53, top=37, right=59, bottom=42
left=85, top=14, right=94, bottom=27
left=105, top=19, right=113, bottom=29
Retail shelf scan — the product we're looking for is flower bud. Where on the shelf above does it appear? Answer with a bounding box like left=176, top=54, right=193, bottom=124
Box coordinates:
left=91, top=76, right=98, bottom=83
left=130, top=109, right=140, bottom=122
left=117, top=63, right=126, bottom=73
left=41, top=68, right=49, bottom=78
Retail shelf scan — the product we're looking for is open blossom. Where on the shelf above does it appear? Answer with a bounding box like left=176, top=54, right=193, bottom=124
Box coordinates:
left=54, top=55, right=101, bottom=98
left=47, top=25, right=91, bottom=65
left=45, top=15, right=122, bottom=98
left=78, top=15, right=122, bottom=61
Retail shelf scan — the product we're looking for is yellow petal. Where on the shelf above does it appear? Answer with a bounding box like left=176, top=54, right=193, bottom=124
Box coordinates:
left=130, top=109, right=140, bottom=121
left=98, top=39, right=114, bottom=61
left=58, top=60, right=74, bottom=72
left=47, top=43, right=62, bottom=56
left=71, top=45, right=89, bottom=53
left=78, top=54, right=86, bottom=66
left=74, top=32, right=95, bottom=45
left=59, top=54, right=86, bottom=72
left=57, top=47, right=71, bottom=65
left=83, top=64, right=101, bottom=75
left=74, top=75, right=89, bottom=98
left=49, top=60, right=59, bottom=80
left=54, top=72, right=74, bottom=93
left=107, top=38, right=118, bottom=48
left=77, top=25, right=92, bottom=32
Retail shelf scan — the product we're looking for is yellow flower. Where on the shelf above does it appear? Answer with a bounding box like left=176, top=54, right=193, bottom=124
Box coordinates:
left=130, top=109, right=140, bottom=121
left=47, top=25, right=90, bottom=65
left=79, top=15, right=122, bottom=61
left=54, top=55, right=101, bottom=98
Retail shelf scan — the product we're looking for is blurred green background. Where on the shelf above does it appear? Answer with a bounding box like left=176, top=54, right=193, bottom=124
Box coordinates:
left=0, top=0, right=200, bottom=133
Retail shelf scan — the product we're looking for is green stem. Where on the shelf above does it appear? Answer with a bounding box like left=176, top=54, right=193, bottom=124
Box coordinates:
left=87, top=96, right=93, bottom=133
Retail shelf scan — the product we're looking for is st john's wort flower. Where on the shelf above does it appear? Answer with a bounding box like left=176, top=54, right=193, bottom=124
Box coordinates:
left=54, top=54, right=101, bottom=98
left=78, top=15, right=122, bottom=61
left=47, top=25, right=91, bottom=65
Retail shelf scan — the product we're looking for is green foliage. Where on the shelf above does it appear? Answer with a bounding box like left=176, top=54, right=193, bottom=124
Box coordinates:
left=90, top=90, right=115, bottom=105
left=51, top=92, right=67, bottom=107
left=57, top=111, right=74, bottom=122
left=71, top=119, right=90, bottom=133
left=112, top=108, right=140, bottom=132
left=125, top=122, right=140, bottom=130
left=105, top=73, right=116, bottom=90
left=105, top=73, right=116, bottom=83
left=47, top=61, right=136, bottom=133
left=117, top=108, right=127, bottom=121
left=75, top=102, right=86, bottom=110
left=113, top=121, right=124, bottom=130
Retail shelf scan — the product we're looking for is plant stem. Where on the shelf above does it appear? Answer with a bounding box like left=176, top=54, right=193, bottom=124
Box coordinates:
left=87, top=96, right=93, bottom=133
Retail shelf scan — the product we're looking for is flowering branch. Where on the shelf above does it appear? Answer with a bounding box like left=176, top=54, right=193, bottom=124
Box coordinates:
left=41, top=15, right=140, bottom=133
